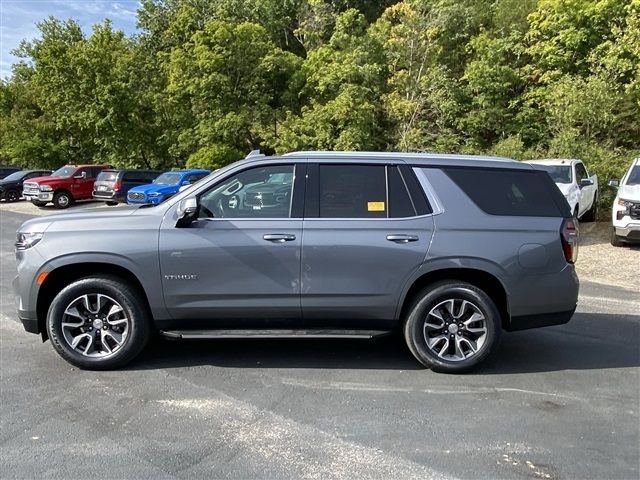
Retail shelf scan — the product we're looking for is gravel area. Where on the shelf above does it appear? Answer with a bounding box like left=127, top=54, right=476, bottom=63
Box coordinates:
left=1, top=201, right=637, bottom=290
left=577, top=222, right=639, bottom=290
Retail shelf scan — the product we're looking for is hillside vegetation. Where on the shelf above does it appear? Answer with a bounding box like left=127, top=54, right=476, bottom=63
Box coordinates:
left=1, top=0, right=638, bottom=212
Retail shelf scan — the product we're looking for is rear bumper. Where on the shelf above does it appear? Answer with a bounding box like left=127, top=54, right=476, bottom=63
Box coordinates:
left=507, top=307, right=576, bottom=331
left=93, top=191, right=125, bottom=203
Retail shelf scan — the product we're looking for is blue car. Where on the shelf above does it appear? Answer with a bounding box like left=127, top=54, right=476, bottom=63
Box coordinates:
left=126, top=169, right=210, bottom=205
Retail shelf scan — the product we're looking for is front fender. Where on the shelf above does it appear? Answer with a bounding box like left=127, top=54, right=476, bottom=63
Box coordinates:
left=30, top=252, right=169, bottom=323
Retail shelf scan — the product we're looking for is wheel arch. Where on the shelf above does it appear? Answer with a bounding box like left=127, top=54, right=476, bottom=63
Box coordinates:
left=397, top=267, right=511, bottom=330
left=36, top=262, right=152, bottom=340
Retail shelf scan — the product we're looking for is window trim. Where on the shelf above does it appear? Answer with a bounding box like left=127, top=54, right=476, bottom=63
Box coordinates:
left=195, top=162, right=303, bottom=221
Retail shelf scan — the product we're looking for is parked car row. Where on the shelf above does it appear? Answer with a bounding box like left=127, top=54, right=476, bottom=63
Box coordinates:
left=9, top=164, right=210, bottom=209
left=3, top=156, right=638, bottom=247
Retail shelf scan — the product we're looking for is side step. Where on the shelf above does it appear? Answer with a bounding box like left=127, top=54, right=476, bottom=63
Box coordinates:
left=159, top=329, right=392, bottom=340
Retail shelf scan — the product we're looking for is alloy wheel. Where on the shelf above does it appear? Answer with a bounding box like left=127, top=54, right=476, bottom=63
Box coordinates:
left=423, top=298, right=488, bottom=361
left=61, top=294, right=130, bottom=357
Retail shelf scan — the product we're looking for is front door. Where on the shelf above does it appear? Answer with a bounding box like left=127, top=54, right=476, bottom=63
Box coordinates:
left=159, top=163, right=304, bottom=325
left=301, top=163, right=435, bottom=328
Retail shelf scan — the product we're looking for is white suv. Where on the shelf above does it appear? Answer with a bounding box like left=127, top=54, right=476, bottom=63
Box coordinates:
left=609, top=158, right=640, bottom=246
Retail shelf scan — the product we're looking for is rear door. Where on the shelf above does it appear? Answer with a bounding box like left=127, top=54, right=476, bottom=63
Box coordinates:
left=301, top=162, right=435, bottom=327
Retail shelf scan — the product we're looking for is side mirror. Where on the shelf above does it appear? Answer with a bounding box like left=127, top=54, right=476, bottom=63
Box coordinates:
left=178, top=184, right=191, bottom=192
left=74, top=172, right=87, bottom=179
left=175, top=197, right=198, bottom=228
left=579, top=178, right=594, bottom=188
left=608, top=178, right=619, bottom=188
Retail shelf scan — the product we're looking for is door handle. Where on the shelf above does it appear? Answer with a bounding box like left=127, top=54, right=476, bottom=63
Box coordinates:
left=263, top=233, right=296, bottom=243
left=386, top=234, right=419, bottom=243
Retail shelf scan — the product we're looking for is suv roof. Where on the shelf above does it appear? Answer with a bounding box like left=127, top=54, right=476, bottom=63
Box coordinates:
left=274, top=151, right=529, bottom=170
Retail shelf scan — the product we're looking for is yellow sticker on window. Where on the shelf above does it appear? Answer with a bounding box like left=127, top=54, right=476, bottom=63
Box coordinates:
left=367, top=201, right=386, bottom=211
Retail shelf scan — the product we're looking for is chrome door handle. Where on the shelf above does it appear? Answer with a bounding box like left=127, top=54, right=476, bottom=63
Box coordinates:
left=386, top=234, right=419, bottom=243
left=263, top=233, right=296, bottom=243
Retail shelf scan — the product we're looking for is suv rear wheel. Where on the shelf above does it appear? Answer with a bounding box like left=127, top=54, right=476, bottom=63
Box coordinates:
left=404, top=281, right=501, bottom=373
left=46, top=275, right=150, bottom=370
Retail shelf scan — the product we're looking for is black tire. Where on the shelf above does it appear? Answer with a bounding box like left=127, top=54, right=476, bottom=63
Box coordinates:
left=4, top=189, right=20, bottom=202
left=31, top=200, right=47, bottom=207
left=610, top=226, right=624, bottom=247
left=106, top=201, right=118, bottom=206
left=581, top=193, right=597, bottom=222
left=46, top=275, right=150, bottom=370
left=404, top=281, right=501, bottom=373
left=53, top=191, right=73, bottom=209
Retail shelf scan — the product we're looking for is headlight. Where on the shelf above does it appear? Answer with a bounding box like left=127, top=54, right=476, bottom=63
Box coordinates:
left=39, top=185, right=53, bottom=191
left=148, top=192, right=161, bottom=197
left=15, top=232, right=43, bottom=250
left=617, top=198, right=633, bottom=207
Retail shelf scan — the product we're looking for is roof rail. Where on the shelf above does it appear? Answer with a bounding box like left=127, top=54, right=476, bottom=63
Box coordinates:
left=246, top=149, right=265, bottom=159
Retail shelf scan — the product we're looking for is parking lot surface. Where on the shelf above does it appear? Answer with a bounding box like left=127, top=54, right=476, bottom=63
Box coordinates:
left=1, top=207, right=638, bottom=479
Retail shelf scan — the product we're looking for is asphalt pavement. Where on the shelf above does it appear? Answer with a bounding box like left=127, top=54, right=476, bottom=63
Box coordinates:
left=1, top=208, right=638, bottom=479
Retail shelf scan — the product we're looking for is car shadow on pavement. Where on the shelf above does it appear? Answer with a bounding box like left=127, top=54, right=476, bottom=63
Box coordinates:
left=131, top=333, right=423, bottom=371
left=127, top=312, right=639, bottom=373
left=476, top=311, right=640, bottom=374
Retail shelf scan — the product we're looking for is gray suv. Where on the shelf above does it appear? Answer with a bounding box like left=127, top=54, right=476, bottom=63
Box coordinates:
left=14, top=151, right=579, bottom=373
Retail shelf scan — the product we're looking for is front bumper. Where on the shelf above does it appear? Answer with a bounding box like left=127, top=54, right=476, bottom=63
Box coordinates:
left=24, top=192, right=53, bottom=202
left=614, top=223, right=640, bottom=239
left=13, top=275, right=39, bottom=334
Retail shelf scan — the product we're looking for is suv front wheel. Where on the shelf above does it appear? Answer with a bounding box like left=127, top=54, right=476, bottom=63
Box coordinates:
left=404, top=281, right=501, bottom=373
left=47, top=275, right=150, bottom=370
left=53, top=191, right=73, bottom=209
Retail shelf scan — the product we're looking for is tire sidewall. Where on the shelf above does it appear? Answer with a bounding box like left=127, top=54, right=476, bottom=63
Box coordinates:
left=405, top=282, right=501, bottom=373
left=53, top=191, right=72, bottom=209
left=47, top=277, right=149, bottom=369
left=5, top=189, right=19, bottom=202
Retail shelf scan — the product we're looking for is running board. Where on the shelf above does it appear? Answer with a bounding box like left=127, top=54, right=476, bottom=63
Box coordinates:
left=159, top=329, right=392, bottom=340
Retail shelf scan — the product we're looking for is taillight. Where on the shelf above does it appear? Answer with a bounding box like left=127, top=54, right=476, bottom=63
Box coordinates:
left=561, top=218, right=579, bottom=263
left=112, top=181, right=121, bottom=191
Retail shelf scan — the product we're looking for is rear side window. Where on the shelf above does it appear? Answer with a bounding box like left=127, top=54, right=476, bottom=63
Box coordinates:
left=443, top=168, right=563, bottom=217
left=319, top=165, right=387, bottom=218
left=314, top=164, right=431, bottom=219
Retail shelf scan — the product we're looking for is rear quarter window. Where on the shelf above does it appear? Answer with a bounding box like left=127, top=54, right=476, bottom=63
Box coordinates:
left=443, top=167, right=564, bottom=217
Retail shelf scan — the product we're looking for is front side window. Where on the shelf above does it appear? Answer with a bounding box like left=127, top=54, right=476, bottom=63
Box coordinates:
left=198, top=164, right=295, bottom=219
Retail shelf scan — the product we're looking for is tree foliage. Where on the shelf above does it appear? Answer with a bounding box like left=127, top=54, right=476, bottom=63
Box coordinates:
left=0, top=0, right=638, bottom=213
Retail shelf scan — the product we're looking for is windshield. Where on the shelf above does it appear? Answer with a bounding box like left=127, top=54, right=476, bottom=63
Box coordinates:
left=537, top=165, right=572, bottom=184
left=625, top=165, right=640, bottom=186
left=154, top=173, right=182, bottom=185
left=2, top=171, right=26, bottom=181
left=51, top=166, right=76, bottom=177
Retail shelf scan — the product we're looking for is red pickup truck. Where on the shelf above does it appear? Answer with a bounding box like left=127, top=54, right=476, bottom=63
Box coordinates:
left=23, top=164, right=112, bottom=209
